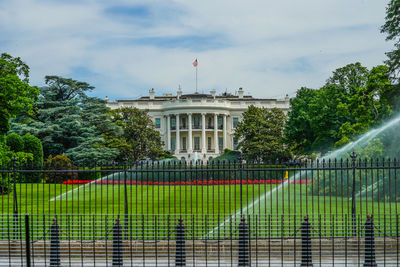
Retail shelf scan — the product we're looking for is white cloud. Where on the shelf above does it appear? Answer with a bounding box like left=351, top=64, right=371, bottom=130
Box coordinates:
left=0, top=0, right=392, bottom=100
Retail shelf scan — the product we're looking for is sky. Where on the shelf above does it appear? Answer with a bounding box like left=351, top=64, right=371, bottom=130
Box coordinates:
left=0, top=0, right=393, bottom=100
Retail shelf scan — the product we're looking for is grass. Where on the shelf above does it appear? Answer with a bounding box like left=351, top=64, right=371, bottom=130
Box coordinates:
left=0, top=182, right=398, bottom=239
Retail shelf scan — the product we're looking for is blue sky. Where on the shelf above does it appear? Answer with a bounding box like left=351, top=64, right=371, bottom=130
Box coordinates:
left=0, top=0, right=392, bottom=100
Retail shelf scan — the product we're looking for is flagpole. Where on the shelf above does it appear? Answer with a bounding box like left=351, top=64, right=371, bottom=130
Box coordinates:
left=196, top=66, right=198, bottom=93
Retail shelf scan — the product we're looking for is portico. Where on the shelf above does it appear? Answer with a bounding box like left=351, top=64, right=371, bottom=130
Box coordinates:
left=166, top=113, right=227, bottom=160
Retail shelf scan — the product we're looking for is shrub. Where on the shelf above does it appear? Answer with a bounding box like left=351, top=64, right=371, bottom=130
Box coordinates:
left=44, top=155, right=77, bottom=183
left=6, top=133, right=24, bottom=152
left=22, top=133, right=43, bottom=166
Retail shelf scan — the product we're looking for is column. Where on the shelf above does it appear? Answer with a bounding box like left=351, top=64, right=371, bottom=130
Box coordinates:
left=175, top=114, right=180, bottom=154
left=214, top=113, right=219, bottom=154
left=223, top=114, right=227, bottom=150
left=188, top=113, right=193, bottom=153
left=166, top=115, right=171, bottom=151
left=201, top=113, right=206, bottom=154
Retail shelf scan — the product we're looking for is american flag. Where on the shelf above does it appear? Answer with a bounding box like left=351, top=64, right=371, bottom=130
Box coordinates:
left=193, top=59, right=198, bottom=67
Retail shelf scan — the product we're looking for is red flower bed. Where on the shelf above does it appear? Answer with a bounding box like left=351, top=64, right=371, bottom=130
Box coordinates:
left=94, top=179, right=311, bottom=186
left=63, top=180, right=94, bottom=184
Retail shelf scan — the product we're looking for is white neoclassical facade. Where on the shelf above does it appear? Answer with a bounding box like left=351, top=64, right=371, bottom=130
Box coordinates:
left=107, top=88, right=290, bottom=161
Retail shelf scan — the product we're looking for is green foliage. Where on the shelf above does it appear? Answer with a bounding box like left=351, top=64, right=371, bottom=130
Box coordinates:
left=12, top=76, right=119, bottom=165
left=234, top=106, right=290, bottom=162
left=22, top=133, right=43, bottom=166
left=211, top=149, right=242, bottom=163
left=6, top=133, right=24, bottom=152
left=284, top=87, right=318, bottom=154
left=44, top=155, right=77, bottom=183
left=285, top=63, right=396, bottom=155
left=109, top=107, right=164, bottom=162
left=381, top=0, right=400, bottom=79
left=0, top=53, right=39, bottom=135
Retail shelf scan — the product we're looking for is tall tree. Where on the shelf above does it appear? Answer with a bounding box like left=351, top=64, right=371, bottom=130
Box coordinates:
left=234, top=106, right=289, bottom=162
left=109, top=107, right=164, bottom=162
left=285, top=63, right=396, bottom=154
left=0, top=53, right=39, bottom=135
left=12, top=76, right=119, bottom=164
left=381, top=0, right=400, bottom=79
left=284, top=87, right=318, bottom=154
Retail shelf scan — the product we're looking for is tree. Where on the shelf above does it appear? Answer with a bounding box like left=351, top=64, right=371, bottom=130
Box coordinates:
left=22, top=133, right=43, bottom=166
left=12, top=76, right=119, bottom=164
left=234, top=106, right=289, bottom=162
left=284, top=87, right=318, bottom=154
left=109, top=107, right=164, bottom=162
left=381, top=0, right=400, bottom=79
left=0, top=53, right=39, bottom=135
left=6, top=133, right=24, bottom=152
left=285, top=63, right=396, bottom=155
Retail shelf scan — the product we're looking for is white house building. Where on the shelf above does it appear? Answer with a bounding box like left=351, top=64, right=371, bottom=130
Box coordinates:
left=106, top=88, right=290, bottom=161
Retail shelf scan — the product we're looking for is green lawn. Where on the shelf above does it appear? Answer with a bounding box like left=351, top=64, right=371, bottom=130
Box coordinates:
left=0, top=182, right=398, bottom=239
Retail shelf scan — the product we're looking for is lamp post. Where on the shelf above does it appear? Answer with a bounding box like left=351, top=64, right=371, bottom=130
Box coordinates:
left=350, top=151, right=357, bottom=236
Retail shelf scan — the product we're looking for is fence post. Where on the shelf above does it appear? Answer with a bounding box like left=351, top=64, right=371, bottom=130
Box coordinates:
left=12, top=156, right=18, bottom=240
left=350, top=152, right=357, bottom=236
left=25, top=214, right=31, bottom=267
left=300, top=216, right=313, bottom=267
left=50, top=218, right=60, bottom=266
left=238, top=217, right=249, bottom=267
left=112, top=218, right=123, bottom=266
left=123, top=159, right=129, bottom=240
left=363, top=215, right=377, bottom=267
left=175, top=218, right=186, bottom=266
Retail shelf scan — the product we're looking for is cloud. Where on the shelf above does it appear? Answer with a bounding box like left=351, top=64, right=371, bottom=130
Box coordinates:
left=0, top=0, right=392, bottom=100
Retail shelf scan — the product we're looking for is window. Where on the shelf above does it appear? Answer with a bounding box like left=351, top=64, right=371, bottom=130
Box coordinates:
left=193, top=116, right=200, bottom=129
left=155, top=118, right=161, bottom=128
left=208, top=137, right=212, bottom=150
left=194, top=137, right=200, bottom=150
left=181, top=118, right=186, bottom=129
left=218, top=137, right=223, bottom=151
left=208, top=117, right=212, bottom=128
left=233, top=117, right=239, bottom=128
left=171, top=117, right=176, bottom=130
left=218, top=117, right=223, bottom=129
left=182, top=137, right=187, bottom=150
left=171, top=137, right=176, bottom=151
left=233, top=137, right=238, bottom=150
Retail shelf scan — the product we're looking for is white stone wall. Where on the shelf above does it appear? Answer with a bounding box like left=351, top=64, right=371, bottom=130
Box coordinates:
left=107, top=93, right=290, bottom=161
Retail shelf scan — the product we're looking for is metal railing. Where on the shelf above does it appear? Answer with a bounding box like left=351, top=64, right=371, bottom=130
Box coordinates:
left=0, top=157, right=399, bottom=265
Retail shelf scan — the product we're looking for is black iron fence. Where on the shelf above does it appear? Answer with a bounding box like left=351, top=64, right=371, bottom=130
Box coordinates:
left=1, top=214, right=399, bottom=266
left=0, top=157, right=399, bottom=265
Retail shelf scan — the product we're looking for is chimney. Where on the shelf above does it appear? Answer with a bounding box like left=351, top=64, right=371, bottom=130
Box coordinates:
left=210, top=89, right=216, bottom=99
left=238, top=87, right=244, bottom=99
left=149, top=88, right=155, bottom=100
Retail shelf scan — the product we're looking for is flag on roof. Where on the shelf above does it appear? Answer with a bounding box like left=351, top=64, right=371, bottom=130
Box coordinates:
left=193, top=59, right=198, bottom=67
